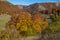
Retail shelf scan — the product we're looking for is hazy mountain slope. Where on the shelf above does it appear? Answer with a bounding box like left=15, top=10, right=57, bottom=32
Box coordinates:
left=26, top=2, right=60, bottom=12
left=16, top=2, right=60, bottom=13
left=0, top=1, right=24, bottom=16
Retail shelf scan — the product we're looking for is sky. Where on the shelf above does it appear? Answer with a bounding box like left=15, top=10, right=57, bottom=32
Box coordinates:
left=7, top=0, right=60, bottom=5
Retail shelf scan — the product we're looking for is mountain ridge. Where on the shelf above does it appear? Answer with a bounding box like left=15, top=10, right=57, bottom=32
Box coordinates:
left=16, top=2, right=60, bottom=13
left=0, top=1, right=24, bottom=16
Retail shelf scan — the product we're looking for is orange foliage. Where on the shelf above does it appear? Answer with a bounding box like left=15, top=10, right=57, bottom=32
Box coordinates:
left=7, top=11, right=48, bottom=36
left=32, top=11, right=48, bottom=32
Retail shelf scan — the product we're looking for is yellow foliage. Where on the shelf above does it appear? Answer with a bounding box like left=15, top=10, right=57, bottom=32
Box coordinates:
left=20, top=26, right=27, bottom=31
left=16, top=23, right=20, bottom=29
left=9, top=12, right=48, bottom=36
left=33, top=25, right=41, bottom=32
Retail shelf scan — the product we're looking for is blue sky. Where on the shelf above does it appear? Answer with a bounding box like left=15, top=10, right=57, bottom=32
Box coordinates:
left=7, top=0, right=60, bottom=5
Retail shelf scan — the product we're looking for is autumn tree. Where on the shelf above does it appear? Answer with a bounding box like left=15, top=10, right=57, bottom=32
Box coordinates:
left=16, top=12, right=33, bottom=36
left=7, top=12, right=48, bottom=36
left=32, top=11, right=48, bottom=32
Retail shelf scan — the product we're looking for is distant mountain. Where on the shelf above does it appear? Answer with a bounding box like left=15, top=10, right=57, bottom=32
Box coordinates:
left=0, top=1, right=60, bottom=17
left=0, top=1, right=24, bottom=16
left=15, top=5, right=27, bottom=9
left=16, top=2, right=60, bottom=13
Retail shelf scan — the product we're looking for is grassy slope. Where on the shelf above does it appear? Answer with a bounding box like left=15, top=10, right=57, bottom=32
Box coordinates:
left=0, top=14, right=11, bottom=30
